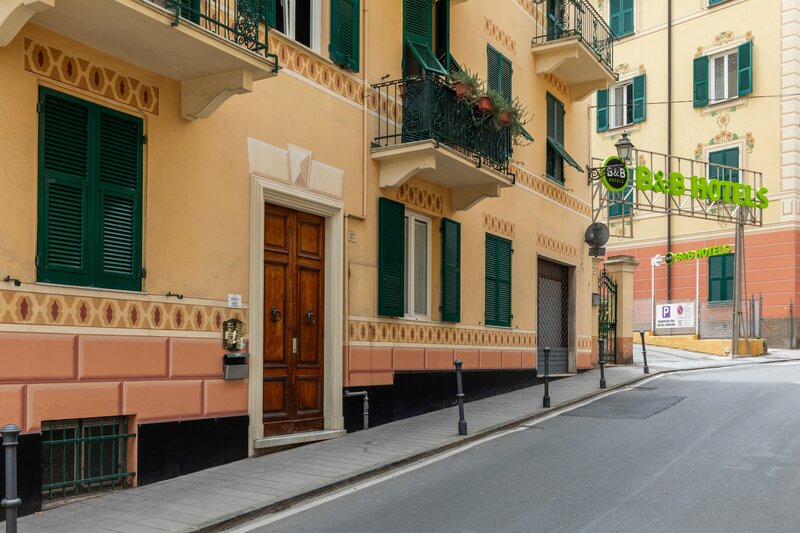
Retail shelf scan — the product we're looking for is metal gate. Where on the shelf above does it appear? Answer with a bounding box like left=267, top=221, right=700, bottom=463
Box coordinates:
left=538, top=258, right=569, bottom=374
left=598, top=267, right=617, bottom=364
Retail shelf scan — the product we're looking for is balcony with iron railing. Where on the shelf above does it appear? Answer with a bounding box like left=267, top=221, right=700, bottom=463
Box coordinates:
left=531, top=0, right=617, bottom=101
left=371, top=75, right=515, bottom=211
left=2, top=0, right=278, bottom=119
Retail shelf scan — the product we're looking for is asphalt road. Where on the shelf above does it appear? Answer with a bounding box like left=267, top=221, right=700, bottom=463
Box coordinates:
left=243, top=363, right=800, bottom=533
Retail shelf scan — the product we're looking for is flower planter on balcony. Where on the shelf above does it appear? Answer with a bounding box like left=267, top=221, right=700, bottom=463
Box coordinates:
left=476, top=96, right=494, bottom=115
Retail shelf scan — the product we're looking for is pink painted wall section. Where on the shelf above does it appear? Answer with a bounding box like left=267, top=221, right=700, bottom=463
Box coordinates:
left=345, top=346, right=537, bottom=386
left=0, top=333, right=246, bottom=434
left=611, top=229, right=800, bottom=319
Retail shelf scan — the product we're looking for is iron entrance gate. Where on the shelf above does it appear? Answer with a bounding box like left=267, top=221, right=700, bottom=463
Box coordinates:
left=598, top=267, right=617, bottom=363
left=538, top=258, right=569, bottom=374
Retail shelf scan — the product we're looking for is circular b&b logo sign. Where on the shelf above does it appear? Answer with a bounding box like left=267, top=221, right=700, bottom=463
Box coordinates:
left=601, top=156, right=629, bottom=192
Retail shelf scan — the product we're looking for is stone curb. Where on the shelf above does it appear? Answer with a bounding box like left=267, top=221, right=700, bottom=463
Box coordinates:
left=199, top=358, right=793, bottom=532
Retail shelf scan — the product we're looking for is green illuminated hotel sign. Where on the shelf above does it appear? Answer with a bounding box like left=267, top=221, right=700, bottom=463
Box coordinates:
left=664, top=244, right=733, bottom=265
left=601, top=158, right=770, bottom=209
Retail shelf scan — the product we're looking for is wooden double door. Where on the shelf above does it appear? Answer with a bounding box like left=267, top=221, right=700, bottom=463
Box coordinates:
left=263, top=204, right=325, bottom=436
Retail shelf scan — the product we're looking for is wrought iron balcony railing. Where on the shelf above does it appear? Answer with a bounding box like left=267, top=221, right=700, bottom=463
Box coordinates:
left=372, top=75, right=512, bottom=175
left=156, top=0, right=275, bottom=64
left=532, top=0, right=614, bottom=72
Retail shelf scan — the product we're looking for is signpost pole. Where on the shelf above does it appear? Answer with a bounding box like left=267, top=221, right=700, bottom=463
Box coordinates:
left=651, top=258, right=655, bottom=333
left=731, top=211, right=744, bottom=357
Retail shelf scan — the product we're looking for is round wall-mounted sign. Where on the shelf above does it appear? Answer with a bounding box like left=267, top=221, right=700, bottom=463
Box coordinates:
left=664, top=252, right=674, bottom=265
left=601, top=155, right=629, bottom=193
left=584, top=222, right=610, bottom=248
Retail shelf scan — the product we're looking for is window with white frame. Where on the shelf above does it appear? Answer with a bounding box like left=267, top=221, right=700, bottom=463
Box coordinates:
left=275, top=0, right=321, bottom=51
left=610, top=81, right=633, bottom=129
left=404, top=213, right=431, bottom=318
left=710, top=49, right=738, bottom=103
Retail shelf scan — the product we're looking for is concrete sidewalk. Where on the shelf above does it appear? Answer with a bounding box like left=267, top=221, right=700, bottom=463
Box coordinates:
left=18, top=348, right=800, bottom=533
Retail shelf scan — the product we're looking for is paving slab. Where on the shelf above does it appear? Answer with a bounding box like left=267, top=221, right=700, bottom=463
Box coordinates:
left=18, top=347, right=800, bottom=532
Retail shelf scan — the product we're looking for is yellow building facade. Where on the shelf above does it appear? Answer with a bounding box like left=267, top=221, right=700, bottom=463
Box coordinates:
left=590, top=0, right=796, bottom=346
left=0, top=0, right=615, bottom=513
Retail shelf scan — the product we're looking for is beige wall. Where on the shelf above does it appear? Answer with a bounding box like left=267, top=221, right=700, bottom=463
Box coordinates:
left=0, top=0, right=604, bottom=431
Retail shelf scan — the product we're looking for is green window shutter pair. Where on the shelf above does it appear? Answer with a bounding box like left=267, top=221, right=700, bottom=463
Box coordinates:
left=610, top=0, right=634, bottom=37
left=378, top=198, right=461, bottom=321
left=330, top=0, right=360, bottom=72
left=708, top=253, right=734, bottom=302
left=487, top=46, right=513, bottom=101
left=38, top=88, right=143, bottom=291
left=596, top=74, right=645, bottom=132
left=485, top=234, right=512, bottom=327
left=694, top=41, right=753, bottom=107
left=708, top=147, right=740, bottom=183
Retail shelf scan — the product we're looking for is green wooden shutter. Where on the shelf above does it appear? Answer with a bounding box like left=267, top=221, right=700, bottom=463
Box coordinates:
left=609, top=0, right=621, bottom=36
left=496, top=237, right=512, bottom=327
left=404, top=0, right=432, bottom=44
left=330, top=0, right=360, bottom=71
left=440, top=218, right=461, bottom=322
left=596, top=89, right=609, bottom=132
left=378, top=197, right=405, bottom=317
left=37, top=89, right=91, bottom=287
left=609, top=179, right=632, bottom=217
left=632, top=74, right=646, bottom=123
left=708, top=149, right=725, bottom=180
left=485, top=234, right=512, bottom=327
left=500, top=54, right=512, bottom=101
left=709, top=148, right=739, bottom=182
left=434, top=0, right=450, bottom=71
left=95, top=109, right=143, bottom=291
left=738, top=41, right=753, bottom=97
left=709, top=255, right=724, bottom=301
left=723, top=254, right=734, bottom=302
left=487, top=45, right=499, bottom=92
left=554, top=97, right=564, bottom=144
left=485, top=234, right=497, bottom=324
left=621, top=0, right=634, bottom=36
left=264, top=0, right=276, bottom=27
left=693, top=55, right=709, bottom=108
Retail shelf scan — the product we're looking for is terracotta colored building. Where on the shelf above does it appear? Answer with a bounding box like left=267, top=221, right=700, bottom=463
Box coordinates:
left=0, top=0, right=615, bottom=517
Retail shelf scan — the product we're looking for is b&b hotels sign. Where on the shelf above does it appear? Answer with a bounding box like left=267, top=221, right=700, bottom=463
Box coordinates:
left=602, top=156, right=770, bottom=210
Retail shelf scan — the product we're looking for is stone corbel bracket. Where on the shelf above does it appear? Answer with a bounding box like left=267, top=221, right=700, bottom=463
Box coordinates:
left=181, top=68, right=253, bottom=121
left=0, top=0, right=54, bottom=47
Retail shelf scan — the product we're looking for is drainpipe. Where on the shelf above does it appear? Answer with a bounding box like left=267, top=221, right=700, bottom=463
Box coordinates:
left=666, top=0, right=673, bottom=300
left=344, top=389, right=369, bottom=430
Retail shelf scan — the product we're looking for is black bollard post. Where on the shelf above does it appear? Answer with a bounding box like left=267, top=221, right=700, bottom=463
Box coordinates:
left=639, top=330, right=650, bottom=374
left=1, top=424, right=21, bottom=533
left=543, top=347, right=551, bottom=408
left=454, top=359, right=467, bottom=435
left=598, top=338, right=607, bottom=389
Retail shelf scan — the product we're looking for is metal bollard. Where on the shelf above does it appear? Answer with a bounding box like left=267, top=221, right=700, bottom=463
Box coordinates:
left=1, top=424, right=21, bottom=533
left=639, top=331, right=650, bottom=374
left=598, top=338, right=607, bottom=389
left=454, top=360, right=467, bottom=435
left=542, top=347, right=551, bottom=408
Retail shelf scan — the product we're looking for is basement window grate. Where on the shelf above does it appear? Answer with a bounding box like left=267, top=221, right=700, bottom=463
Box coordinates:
left=42, top=416, right=135, bottom=500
